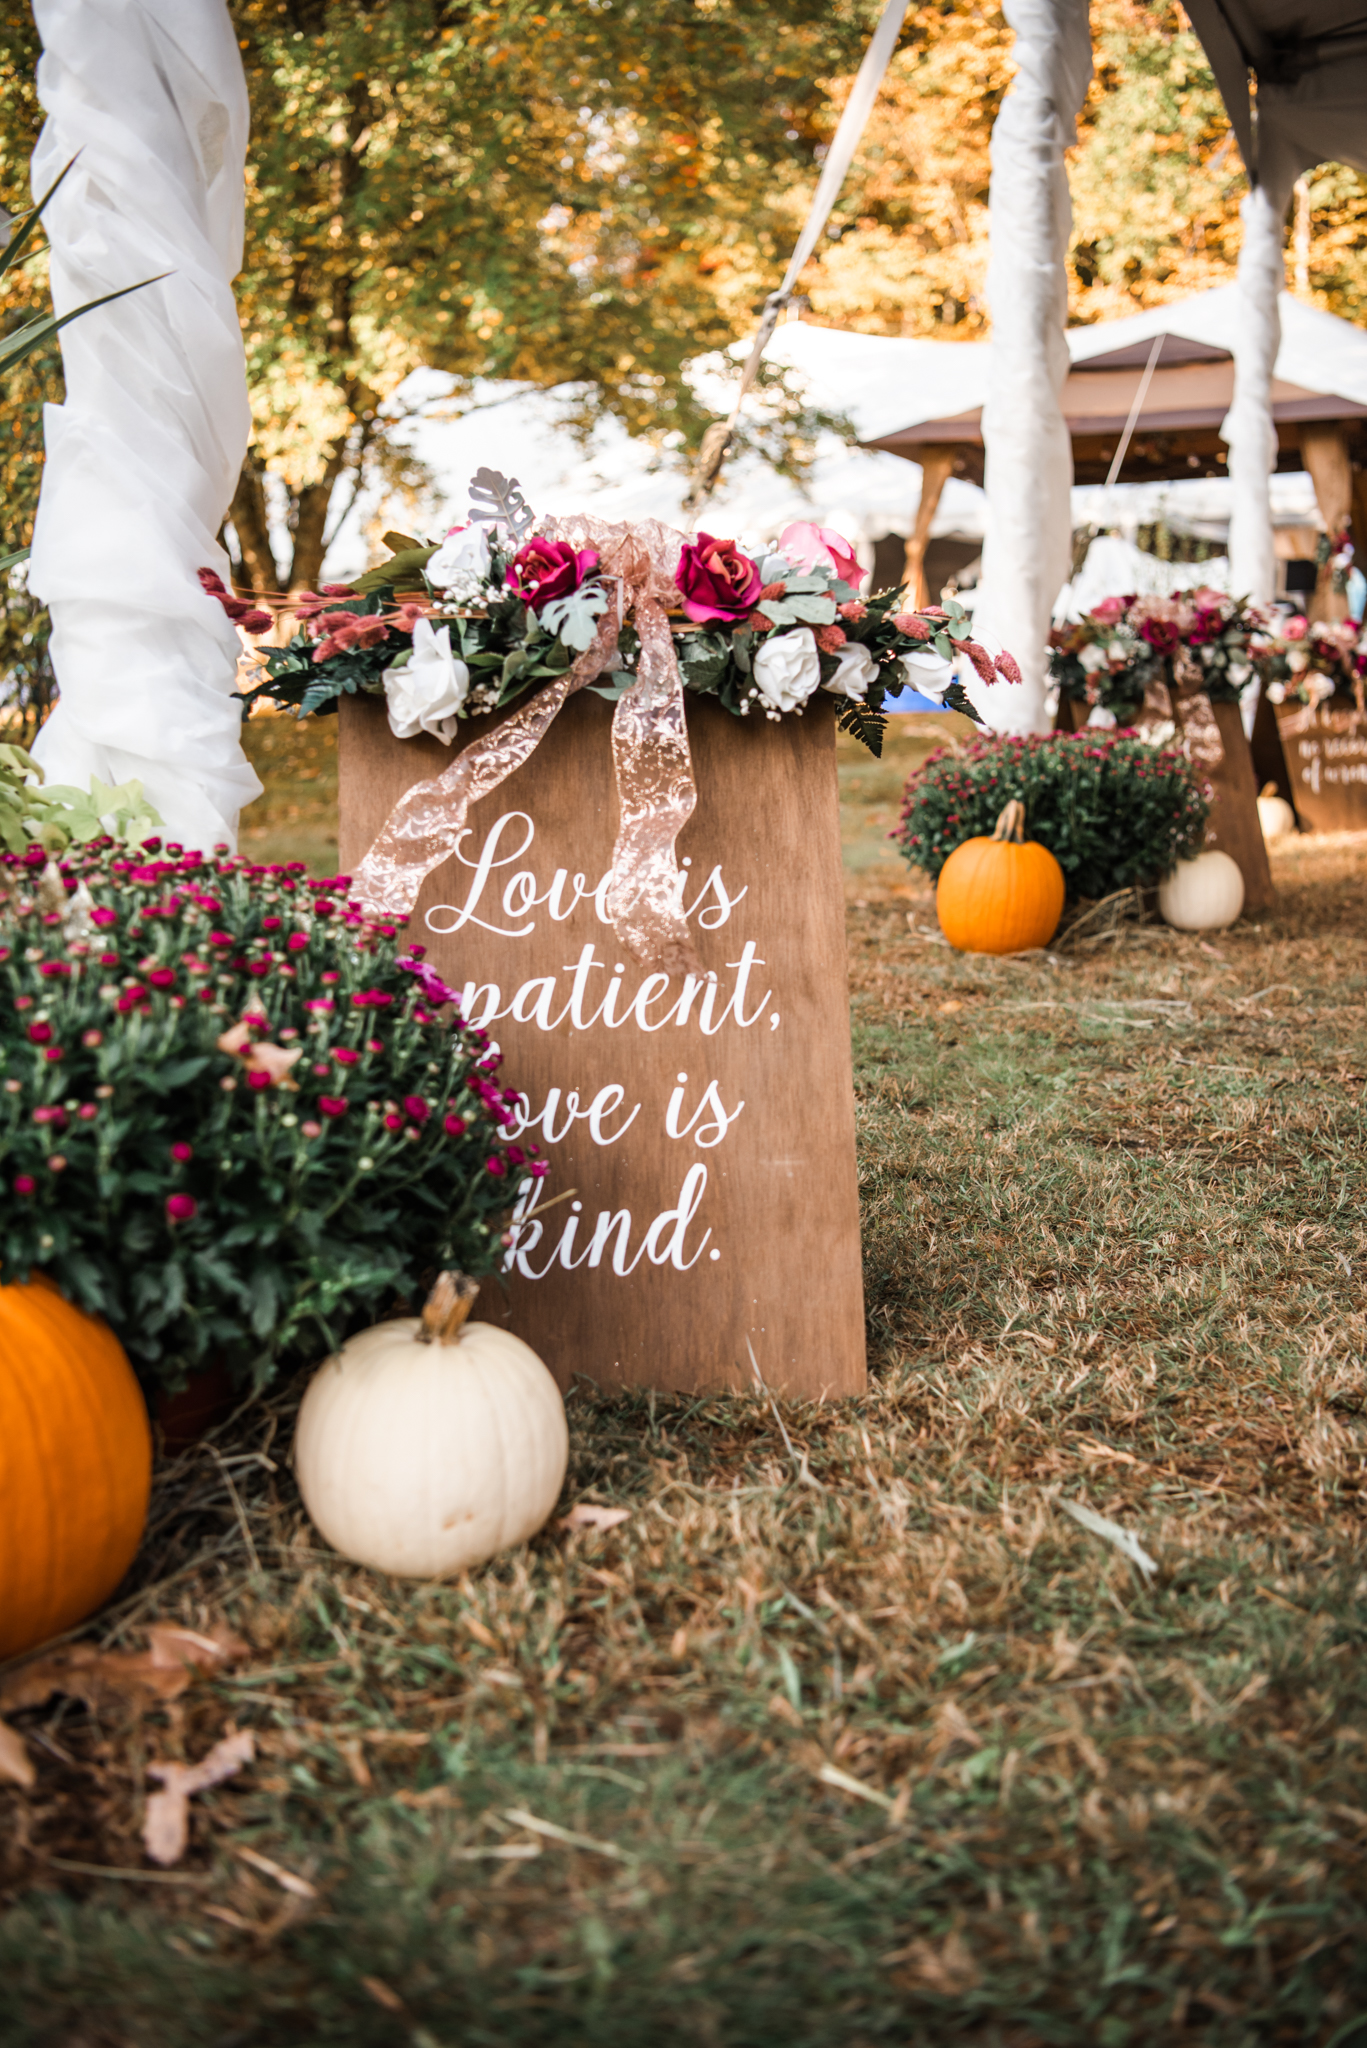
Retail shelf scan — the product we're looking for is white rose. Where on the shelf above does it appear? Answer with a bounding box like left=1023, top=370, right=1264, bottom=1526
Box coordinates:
left=425, top=523, right=491, bottom=599
left=752, top=627, right=822, bottom=713
left=384, top=618, right=470, bottom=744
left=1078, top=641, right=1110, bottom=674
left=758, top=551, right=796, bottom=586
left=823, top=641, right=879, bottom=702
left=896, top=649, right=954, bottom=704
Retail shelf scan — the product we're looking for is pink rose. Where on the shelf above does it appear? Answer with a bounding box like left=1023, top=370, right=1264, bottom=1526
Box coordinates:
left=1088, top=596, right=1126, bottom=624
left=1284, top=614, right=1308, bottom=640
left=675, top=534, right=762, bottom=622
left=777, top=522, right=865, bottom=589
left=507, top=539, right=599, bottom=611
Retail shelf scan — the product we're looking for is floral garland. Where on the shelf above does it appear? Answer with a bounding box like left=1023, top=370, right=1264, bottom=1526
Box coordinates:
left=1049, top=589, right=1276, bottom=720
left=236, top=511, right=1018, bottom=758
left=1261, top=614, right=1366, bottom=710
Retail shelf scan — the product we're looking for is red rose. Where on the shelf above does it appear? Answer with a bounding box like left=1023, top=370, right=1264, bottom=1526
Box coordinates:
left=675, top=534, right=762, bottom=623
left=507, top=539, right=599, bottom=612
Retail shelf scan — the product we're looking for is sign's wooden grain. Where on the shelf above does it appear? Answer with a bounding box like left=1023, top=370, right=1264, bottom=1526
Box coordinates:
left=1275, top=701, right=1367, bottom=833
left=1055, top=695, right=1272, bottom=910
left=338, top=692, right=866, bottom=1399
left=1206, top=701, right=1274, bottom=914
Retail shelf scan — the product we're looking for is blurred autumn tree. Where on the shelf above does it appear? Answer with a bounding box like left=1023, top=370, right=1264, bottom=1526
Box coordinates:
left=794, top=0, right=1367, bottom=335
left=4, top=0, right=1367, bottom=617
left=1, top=0, right=877, bottom=593
left=0, top=9, right=54, bottom=728
left=207, top=0, right=880, bottom=592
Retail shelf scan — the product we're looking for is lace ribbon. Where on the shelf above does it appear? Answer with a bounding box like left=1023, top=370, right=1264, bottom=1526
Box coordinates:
left=352, top=517, right=702, bottom=976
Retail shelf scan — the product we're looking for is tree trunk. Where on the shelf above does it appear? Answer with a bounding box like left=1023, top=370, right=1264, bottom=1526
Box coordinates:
left=287, top=436, right=352, bottom=592
left=229, top=458, right=280, bottom=595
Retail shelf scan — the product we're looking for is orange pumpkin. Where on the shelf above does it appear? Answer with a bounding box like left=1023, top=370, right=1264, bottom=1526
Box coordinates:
left=936, top=799, right=1065, bottom=954
left=0, top=1279, right=152, bottom=1660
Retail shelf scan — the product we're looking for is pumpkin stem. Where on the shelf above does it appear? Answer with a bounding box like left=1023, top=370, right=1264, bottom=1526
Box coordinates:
left=419, top=1271, right=480, bottom=1345
left=991, top=800, right=1027, bottom=844
left=1258, top=781, right=1279, bottom=800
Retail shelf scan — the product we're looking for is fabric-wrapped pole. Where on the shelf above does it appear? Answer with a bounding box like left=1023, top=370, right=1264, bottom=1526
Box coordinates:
left=27, top=0, right=261, bottom=852
left=972, top=0, right=1092, bottom=735
left=1222, top=173, right=1295, bottom=606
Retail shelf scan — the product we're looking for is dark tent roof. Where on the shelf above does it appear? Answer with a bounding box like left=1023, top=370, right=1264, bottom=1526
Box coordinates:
left=1183, top=1, right=1367, bottom=191
left=864, top=336, right=1367, bottom=486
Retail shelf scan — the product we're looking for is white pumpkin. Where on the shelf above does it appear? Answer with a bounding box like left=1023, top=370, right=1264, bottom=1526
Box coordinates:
left=294, top=1275, right=568, bottom=1578
left=1257, top=783, right=1297, bottom=841
left=1157, top=850, right=1246, bottom=932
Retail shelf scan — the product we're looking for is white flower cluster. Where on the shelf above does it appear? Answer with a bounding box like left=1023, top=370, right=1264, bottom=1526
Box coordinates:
left=749, top=630, right=884, bottom=718
left=425, top=524, right=492, bottom=605
left=384, top=618, right=470, bottom=743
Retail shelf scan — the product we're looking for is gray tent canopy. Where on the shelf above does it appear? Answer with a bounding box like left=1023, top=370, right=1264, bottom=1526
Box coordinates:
left=1184, top=0, right=1367, bottom=194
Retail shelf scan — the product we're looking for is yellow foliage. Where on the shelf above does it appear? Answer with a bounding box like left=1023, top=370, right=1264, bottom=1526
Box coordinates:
left=791, top=0, right=1367, bottom=339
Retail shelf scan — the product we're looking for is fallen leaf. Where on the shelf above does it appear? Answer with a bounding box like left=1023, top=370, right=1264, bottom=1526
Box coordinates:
left=243, top=1041, right=302, bottom=1084
left=143, top=1729, right=255, bottom=1867
left=361, top=1977, right=405, bottom=2014
left=216, top=1021, right=253, bottom=1055
left=232, top=1842, right=318, bottom=1898
left=557, top=1503, right=631, bottom=1532
left=0, top=1718, right=35, bottom=1789
left=1059, top=1498, right=1158, bottom=1580
left=937, top=1000, right=964, bottom=1015
left=0, top=1626, right=248, bottom=1720
left=147, top=1624, right=249, bottom=1673
left=1198, top=941, right=1226, bottom=960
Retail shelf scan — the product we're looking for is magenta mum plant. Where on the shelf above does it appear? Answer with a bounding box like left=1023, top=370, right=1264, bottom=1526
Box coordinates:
left=0, top=839, right=542, bottom=1394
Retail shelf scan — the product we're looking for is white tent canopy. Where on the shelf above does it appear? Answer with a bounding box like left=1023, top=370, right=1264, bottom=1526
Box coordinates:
left=763, top=287, right=1367, bottom=453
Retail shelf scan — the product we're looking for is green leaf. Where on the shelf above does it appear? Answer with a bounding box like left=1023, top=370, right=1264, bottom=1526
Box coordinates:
left=352, top=545, right=436, bottom=593
left=0, top=156, right=77, bottom=284
left=0, top=273, right=167, bottom=378
left=142, top=1056, right=212, bottom=1094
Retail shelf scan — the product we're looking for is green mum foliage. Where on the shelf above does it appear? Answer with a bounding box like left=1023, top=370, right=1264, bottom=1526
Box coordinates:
left=894, top=730, right=1211, bottom=900
left=0, top=839, right=542, bottom=1394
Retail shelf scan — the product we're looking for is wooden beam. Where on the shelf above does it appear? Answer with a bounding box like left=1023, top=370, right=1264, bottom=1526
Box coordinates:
left=901, top=447, right=956, bottom=607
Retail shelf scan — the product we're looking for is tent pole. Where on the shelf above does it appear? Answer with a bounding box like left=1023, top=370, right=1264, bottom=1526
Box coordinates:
left=972, top=0, right=1092, bottom=735
left=27, top=0, right=261, bottom=852
left=1299, top=424, right=1352, bottom=622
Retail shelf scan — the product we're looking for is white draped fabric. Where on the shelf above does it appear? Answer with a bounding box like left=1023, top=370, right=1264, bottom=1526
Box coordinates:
left=1178, top=7, right=1367, bottom=607
left=1224, top=178, right=1294, bottom=605
left=28, top=0, right=261, bottom=852
left=971, top=0, right=1093, bottom=733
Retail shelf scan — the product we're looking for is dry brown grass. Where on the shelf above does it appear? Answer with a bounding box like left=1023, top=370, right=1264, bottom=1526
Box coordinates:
left=1, top=801, right=1366, bottom=2047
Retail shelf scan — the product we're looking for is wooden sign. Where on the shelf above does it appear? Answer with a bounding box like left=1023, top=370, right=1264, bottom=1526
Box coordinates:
left=1054, top=694, right=1272, bottom=911
left=1275, top=702, right=1367, bottom=833
left=1205, top=701, right=1274, bottom=915
left=337, top=693, right=867, bottom=1399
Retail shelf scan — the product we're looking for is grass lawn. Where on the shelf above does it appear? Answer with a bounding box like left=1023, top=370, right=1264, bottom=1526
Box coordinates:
left=3, top=720, right=1366, bottom=2046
